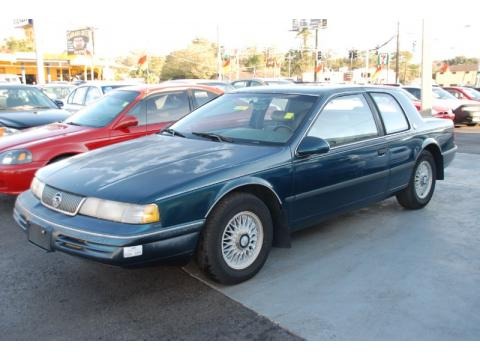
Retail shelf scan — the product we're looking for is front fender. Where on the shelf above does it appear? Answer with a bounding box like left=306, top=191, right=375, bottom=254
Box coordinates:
left=206, top=176, right=282, bottom=218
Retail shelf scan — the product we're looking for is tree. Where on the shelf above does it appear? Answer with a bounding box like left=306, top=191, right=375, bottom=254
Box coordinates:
left=0, top=36, right=34, bottom=52
left=161, top=38, right=217, bottom=80
left=390, top=51, right=419, bottom=84
left=444, top=56, right=478, bottom=66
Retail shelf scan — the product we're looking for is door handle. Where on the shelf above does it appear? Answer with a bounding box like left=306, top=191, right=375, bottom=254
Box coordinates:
left=377, top=147, right=388, bottom=156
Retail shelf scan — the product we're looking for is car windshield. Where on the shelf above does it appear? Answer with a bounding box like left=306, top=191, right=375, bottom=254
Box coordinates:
left=0, top=87, right=57, bottom=110
left=42, top=86, right=75, bottom=100
left=432, top=87, right=457, bottom=100
left=64, top=90, right=139, bottom=128
left=461, top=87, right=480, bottom=101
left=265, top=80, right=294, bottom=85
left=101, top=85, right=131, bottom=94
left=169, top=93, right=318, bottom=145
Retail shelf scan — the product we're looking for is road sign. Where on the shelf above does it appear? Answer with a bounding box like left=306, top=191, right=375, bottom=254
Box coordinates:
left=378, top=53, right=389, bottom=65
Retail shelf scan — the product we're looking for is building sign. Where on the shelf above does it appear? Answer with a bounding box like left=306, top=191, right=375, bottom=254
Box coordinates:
left=292, top=18, right=327, bottom=31
left=13, top=18, right=33, bottom=28
left=66, top=28, right=94, bottom=56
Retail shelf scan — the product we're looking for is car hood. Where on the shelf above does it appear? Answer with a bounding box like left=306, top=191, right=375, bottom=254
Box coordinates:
left=37, top=135, right=286, bottom=203
left=0, top=122, right=89, bottom=151
left=0, top=108, right=71, bottom=129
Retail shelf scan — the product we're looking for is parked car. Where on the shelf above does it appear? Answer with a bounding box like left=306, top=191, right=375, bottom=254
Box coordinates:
left=0, top=84, right=222, bottom=194
left=403, top=86, right=480, bottom=126
left=443, top=86, right=480, bottom=102
left=39, top=83, right=76, bottom=103
left=62, top=81, right=138, bottom=114
left=0, top=74, right=21, bottom=84
left=14, top=86, right=456, bottom=284
left=0, top=84, right=70, bottom=137
left=399, top=88, right=455, bottom=120
left=231, top=78, right=295, bottom=88
left=162, top=79, right=234, bottom=92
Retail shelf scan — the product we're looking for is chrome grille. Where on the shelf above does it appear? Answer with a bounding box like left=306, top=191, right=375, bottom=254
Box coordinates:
left=41, top=185, right=85, bottom=216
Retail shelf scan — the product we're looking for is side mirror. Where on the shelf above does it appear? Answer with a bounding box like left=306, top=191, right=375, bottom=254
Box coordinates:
left=297, top=136, right=330, bottom=157
left=54, top=100, right=64, bottom=108
left=114, top=115, right=138, bottom=130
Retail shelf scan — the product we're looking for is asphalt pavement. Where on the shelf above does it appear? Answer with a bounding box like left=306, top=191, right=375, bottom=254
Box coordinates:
left=0, top=126, right=478, bottom=340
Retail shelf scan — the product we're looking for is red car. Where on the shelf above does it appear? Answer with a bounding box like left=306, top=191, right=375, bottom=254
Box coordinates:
left=400, top=88, right=455, bottom=121
left=0, top=84, right=223, bottom=195
left=443, top=86, right=480, bottom=102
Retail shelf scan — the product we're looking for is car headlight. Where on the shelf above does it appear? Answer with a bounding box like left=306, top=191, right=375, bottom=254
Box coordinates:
left=79, top=197, right=160, bottom=224
left=31, top=177, right=45, bottom=199
left=0, top=127, right=19, bottom=137
left=0, top=149, right=32, bottom=165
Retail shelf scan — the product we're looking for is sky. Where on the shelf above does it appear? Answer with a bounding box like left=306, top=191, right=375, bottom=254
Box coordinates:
left=2, top=0, right=479, bottom=62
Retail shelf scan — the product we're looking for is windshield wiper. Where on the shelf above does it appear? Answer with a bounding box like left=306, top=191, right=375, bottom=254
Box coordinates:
left=160, top=128, right=186, bottom=138
left=192, top=131, right=233, bottom=143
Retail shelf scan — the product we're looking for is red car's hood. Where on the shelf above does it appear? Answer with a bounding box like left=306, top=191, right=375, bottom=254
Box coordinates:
left=0, top=122, right=89, bottom=151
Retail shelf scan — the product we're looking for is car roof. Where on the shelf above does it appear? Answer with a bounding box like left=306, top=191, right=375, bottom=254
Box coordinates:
left=114, top=84, right=224, bottom=95
left=0, top=84, right=37, bottom=90
left=230, top=84, right=405, bottom=96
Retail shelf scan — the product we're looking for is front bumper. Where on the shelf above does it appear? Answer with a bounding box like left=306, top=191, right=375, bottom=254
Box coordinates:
left=14, top=191, right=204, bottom=266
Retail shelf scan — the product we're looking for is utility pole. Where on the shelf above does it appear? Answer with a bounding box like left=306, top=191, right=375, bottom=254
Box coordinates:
left=395, top=21, right=400, bottom=83
left=32, top=20, right=45, bottom=84
left=216, top=25, right=222, bottom=80
left=420, top=18, right=432, bottom=116
left=365, top=49, right=369, bottom=84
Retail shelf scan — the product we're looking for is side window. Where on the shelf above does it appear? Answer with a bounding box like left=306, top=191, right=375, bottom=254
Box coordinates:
left=308, top=94, right=378, bottom=147
left=85, top=87, right=102, bottom=105
left=232, top=81, right=247, bottom=88
left=192, top=90, right=218, bottom=109
left=71, top=86, right=88, bottom=105
left=126, top=101, right=146, bottom=125
left=250, top=81, right=263, bottom=87
left=371, top=93, right=409, bottom=134
left=146, top=91, right=190, bottom=124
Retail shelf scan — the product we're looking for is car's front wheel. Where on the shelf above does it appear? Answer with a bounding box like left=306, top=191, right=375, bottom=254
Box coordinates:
left=396, top=151, right=436, bottom=209
left=196, top=192, right=273, bottom=284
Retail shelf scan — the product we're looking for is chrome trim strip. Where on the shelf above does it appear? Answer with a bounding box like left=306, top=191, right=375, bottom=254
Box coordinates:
left=442, top=146, right=458, bottom=156
left=16, top=200, right=204, bottom=241
left=294, top=169, right=390, bottom=201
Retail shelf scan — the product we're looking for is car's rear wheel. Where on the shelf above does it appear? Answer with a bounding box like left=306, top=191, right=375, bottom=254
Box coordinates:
left=196, top=192, right=273, bottom=284
left=396, top=151, right=436, bottom=209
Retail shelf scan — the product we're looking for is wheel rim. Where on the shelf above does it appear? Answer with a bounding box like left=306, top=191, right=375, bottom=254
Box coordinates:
left=414, top=160, right=433, bottom=199
left=221, top=211, right=264, bottom=270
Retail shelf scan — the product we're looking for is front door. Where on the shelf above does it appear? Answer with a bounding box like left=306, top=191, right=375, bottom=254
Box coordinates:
left=291, top=93, right=390, bottom=228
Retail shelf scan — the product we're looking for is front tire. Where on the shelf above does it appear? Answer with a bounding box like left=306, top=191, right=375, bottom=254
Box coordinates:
left=196, top=192, right=273, bottom=285
left=396, top=151, right=436, bottom=209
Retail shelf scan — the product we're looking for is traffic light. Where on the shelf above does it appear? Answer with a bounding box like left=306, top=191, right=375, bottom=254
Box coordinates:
left=352, top=50, right=358, bottom=59
left=317, top=51, right=322, bottom=61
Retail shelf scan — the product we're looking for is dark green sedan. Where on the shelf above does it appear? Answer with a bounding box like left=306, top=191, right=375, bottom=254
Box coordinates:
left=14, top=85, right=456, bottom=284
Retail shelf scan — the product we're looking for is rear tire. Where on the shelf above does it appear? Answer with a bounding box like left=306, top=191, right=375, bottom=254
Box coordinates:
left=396, top=151, right=436, bottom=209
left=196, top=192, right=273, bottom=285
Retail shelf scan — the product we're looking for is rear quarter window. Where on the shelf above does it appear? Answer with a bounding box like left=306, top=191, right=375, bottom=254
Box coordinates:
left=371, top=93, right=409, bottom=134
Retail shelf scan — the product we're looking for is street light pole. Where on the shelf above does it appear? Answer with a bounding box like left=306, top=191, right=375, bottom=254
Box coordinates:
left=314, top=28, right=318, bottom=82
left=420, top=18, right=432, bottom=116
left=395, top=21, right=400, bottom=83
left=32, top=19, right=45, bottom=84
